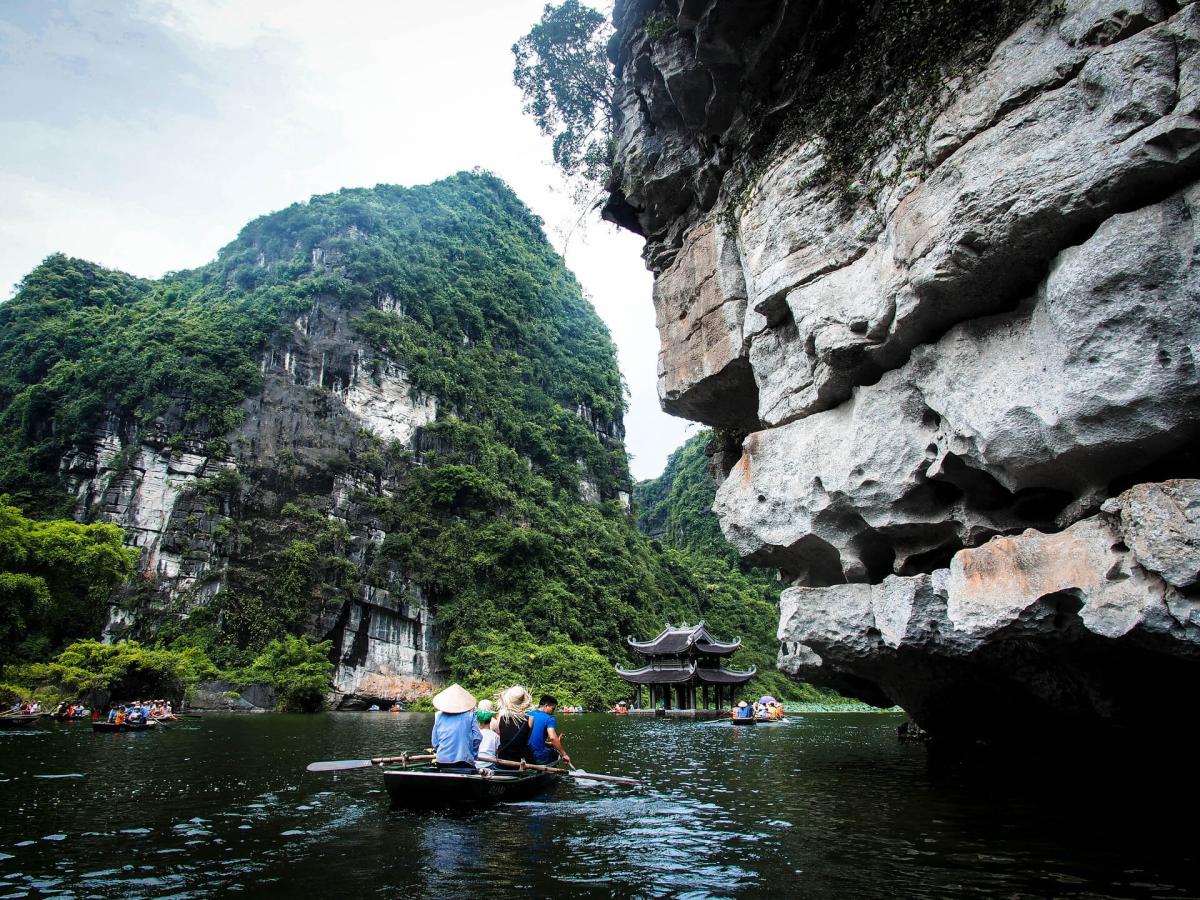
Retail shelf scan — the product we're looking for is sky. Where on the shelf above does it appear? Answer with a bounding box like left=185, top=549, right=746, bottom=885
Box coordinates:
left=0, top=0, right=699, bottom=480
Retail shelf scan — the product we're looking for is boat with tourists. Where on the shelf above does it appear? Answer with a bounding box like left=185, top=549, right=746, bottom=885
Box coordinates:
left=0, top=714, right=42, bottom=729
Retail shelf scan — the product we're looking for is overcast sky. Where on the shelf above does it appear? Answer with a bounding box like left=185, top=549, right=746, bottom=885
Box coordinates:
left=0, top=0, right=699, bottom=480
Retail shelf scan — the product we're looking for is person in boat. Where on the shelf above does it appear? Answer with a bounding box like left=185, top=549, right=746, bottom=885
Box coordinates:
left=495, top=685, right=535, bottom=762
left=430, top=683, right=481, bottom=773
left=528, top=695, right=570, bottom=767
left=735, top=700, right=753, bottom=719
left=612, top=701, right=628, bottom=714
left=475, top=699, right=500, bottom=765
left=772, top=703, right=785, bottom=720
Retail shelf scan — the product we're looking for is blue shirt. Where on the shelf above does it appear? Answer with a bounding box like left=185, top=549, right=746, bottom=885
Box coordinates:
left=736, top=705, right=752, bottom=718
left=431, top=711, right=481, bottom=765
left=527, top=709, right=557, bottom=763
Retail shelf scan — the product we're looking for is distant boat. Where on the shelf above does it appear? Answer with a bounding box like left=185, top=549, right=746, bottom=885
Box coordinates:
left=383, top=761, right=557, bottom=808
left=92, top=720, right=158, bottom=733
left=0, top=715, right=41, bottom=729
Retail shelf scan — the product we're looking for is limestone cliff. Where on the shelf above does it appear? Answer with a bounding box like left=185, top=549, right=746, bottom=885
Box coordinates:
left=606, top=0, right=1200, bottom=740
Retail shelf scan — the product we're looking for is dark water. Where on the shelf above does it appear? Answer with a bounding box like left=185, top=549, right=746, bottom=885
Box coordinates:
left=0, top=712, right=1195, bottom=898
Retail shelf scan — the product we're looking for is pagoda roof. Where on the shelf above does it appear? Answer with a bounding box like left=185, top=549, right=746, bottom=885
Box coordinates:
left=626, top=621, right=741, bottom=656
left=615, top=662, right=697, bottom=684
left=615, top=662, right=757, bottom=685
left=695, top=665, right=756, bottom=684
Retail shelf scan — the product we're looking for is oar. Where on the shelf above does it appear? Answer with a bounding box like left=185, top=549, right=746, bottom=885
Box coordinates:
left=306, top=753, right=437, bottom=773
left=479, top=756, right=640, bottom=786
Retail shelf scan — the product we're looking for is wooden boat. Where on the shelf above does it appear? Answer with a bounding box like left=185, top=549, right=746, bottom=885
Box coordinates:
left=730, top=716, right=757, bottom=726
left=0, top=714, right=42, bottom=729
left=92, top=720, right=158, bottom=733
left=383, top=761, right=558, bottom=808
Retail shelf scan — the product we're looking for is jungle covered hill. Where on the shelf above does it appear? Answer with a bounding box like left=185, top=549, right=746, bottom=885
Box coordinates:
left=0, top=171, right=818, bottom=708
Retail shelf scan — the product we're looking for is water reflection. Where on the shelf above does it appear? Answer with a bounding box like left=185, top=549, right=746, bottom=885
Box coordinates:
left=0, top=712, right=1196, bottom=898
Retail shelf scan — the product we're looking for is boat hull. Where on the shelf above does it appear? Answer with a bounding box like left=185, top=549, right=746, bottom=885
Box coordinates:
left=383, top=764, right=557, bottom=808
left=731, top=717, right=757, bottom=726
left=92, top=721, right=156, bottom=733
left=0, top=715, right=41, bottom=729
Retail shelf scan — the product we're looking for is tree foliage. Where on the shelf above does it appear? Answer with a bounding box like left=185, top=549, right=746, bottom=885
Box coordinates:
left=241, top=635, right=334, bottom=712
left=513, top=0, right=616, bottom=188
left=0, top=498, right=137, bottom=663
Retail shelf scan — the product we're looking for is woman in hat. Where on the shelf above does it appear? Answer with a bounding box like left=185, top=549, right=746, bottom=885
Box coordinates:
left=494, top=685, right=534, bottom=762
left=736, top=700, right=753, bottom=719
left=430, top=684, right=482, bottom=772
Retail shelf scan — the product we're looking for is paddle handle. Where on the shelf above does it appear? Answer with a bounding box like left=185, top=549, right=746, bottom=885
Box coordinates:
left=478, top=755, right=640, bottom=786
left=371, top=753, right=437, bottom=765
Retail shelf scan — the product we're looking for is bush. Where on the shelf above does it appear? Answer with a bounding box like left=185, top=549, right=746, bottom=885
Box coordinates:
left=449, top=625, right=626, bottom=709
left=243, top=634, right=334, bottom=712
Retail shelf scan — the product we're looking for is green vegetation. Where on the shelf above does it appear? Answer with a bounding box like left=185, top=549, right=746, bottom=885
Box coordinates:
left=239, top=635, right=334, bottom=712
left=3, top=639, right=216, bottom=706
left=513, top=0, right=615, bottom=193
left=1, top=635, right=333, bottom=712
left=0, top=498, right=137, bottom=665
left=0, top=170, right=821, bottom=710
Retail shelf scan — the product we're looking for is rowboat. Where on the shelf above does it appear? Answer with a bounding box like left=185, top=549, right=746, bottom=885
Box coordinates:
left=0, top=715, right=42, bottom=729
left=382, top=761, right=558, bottom=808
left=92, top=720, right=158, bottom=733
left=731, top=717, right=757, bottom=726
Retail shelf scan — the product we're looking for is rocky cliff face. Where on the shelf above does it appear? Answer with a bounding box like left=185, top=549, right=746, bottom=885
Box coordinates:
left=62, top=291, right=443, bottom=705
left=606, top=0, right=1200, bottom=740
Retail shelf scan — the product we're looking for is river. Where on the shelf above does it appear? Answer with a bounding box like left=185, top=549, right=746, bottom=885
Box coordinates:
left=0, top=711, right=1193, bottom=898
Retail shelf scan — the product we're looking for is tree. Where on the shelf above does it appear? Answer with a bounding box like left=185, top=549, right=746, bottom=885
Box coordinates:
left=0, top=497, right=138, bottom=663
left=513, top=0, right=616, bottom=191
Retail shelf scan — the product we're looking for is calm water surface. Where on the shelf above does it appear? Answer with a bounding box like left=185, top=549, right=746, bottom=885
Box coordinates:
left=0, top=712, right=1194, bottom=898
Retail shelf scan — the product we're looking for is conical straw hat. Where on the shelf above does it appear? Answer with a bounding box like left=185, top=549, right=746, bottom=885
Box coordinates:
left=432, top=683, right=476, bottom=714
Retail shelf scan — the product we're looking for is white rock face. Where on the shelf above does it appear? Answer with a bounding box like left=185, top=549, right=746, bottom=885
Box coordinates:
left=339, top=355, right=436, bottom=446
left=325, top=584, right=438, bottom=701
left=607, top=0, right=1200, bottom=738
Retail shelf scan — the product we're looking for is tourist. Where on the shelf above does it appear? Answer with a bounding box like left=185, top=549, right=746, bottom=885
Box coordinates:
left=495, top=685, right=534, bottom=761
left=476, top=699, right=499, bottom=764
left=528, top=694, right=571, bottom=767
left=430, top=683, right=481, bottom=773
left=736, top=700, right=753, bottom=719
left=612, top=701, right=628, bottom=715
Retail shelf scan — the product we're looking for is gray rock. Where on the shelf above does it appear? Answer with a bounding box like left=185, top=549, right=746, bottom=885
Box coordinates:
left=607, top=0, right=1200, bottom=740
left=1113, top=480, right=1200, bottom=588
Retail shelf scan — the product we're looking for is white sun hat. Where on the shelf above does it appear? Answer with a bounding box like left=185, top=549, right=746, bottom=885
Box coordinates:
left=432, top=683, right=477, bottom=714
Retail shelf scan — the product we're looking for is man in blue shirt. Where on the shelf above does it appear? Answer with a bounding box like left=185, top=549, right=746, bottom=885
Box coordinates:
left=527, top=695, right=571, bottom=766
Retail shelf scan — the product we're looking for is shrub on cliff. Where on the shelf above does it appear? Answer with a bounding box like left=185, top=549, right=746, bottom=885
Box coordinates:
left=513, top=0, right=615, bottom=192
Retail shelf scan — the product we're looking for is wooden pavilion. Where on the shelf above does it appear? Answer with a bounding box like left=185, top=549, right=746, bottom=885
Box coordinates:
left=616, top=621, right=756, bottom=712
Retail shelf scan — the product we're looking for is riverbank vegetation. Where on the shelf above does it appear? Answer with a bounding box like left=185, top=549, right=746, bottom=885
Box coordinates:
left=0, top=634, right=333, bottom=713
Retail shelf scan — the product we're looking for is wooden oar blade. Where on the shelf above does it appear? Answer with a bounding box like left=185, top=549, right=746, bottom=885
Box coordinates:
left=306, top=759, right=374, bottom=773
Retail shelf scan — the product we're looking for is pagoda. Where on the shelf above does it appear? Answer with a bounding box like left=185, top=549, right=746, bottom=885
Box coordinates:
left=616, top=621, right=756, bottom=713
